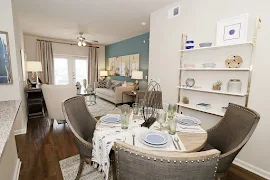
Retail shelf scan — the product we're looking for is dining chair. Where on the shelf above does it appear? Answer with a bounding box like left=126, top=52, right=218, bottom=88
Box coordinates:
left=114, top=141, right=221, bottom=180
left=204, top=103, right=260, bottom=179
left=62, top=96, right=97, bottom=180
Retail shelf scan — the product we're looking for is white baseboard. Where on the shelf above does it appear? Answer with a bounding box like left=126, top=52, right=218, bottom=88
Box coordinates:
left=14, top=127, right=27, bottom=136
left=233, top=158, right=270, bottom=179
left=13, top=158, right=21, bottom=180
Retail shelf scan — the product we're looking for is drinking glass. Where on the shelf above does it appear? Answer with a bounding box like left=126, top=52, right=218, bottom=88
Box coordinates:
left=121, top=114, right=130, bottom=129
left=120, top=105, right=131, bottom=129
left=168, top=117, right=176, bottom=135
left=163, top=103, right=169, bottom=112
left=156, top=110, right=166, bottom=131
left=132, top=103, right=139, bottom=115
left=168, top=104, right=176, bottom=119
left=138, top=99, right=145, bottom=116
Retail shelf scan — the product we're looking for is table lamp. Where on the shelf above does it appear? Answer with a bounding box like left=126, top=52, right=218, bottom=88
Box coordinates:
left=131, top=71, right=143, bottom=91
left=26, top=61, right=42, bottom=88
left=100, top=70, right=108, bottom=80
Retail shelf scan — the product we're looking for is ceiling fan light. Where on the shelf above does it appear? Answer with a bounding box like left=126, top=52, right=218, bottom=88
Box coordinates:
left=82, top=41, right=86, bottom=46
left=78, top=41, right=82, bottom=46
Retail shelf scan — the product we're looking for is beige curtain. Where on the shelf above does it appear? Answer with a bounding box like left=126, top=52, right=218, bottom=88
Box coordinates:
left=37, top=40, right=54, bottom=84
left=88, top=47, right=99, bottom=87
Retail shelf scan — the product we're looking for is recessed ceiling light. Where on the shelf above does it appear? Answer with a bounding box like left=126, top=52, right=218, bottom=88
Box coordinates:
left=141, top=22, right=147, bottom=27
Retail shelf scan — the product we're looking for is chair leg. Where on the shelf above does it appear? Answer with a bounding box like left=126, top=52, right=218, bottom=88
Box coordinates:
left=75, top=158, right=84, bottom=180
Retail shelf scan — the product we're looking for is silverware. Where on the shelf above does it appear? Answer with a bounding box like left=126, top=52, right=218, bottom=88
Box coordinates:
left=178, top=125, right=199, bottom=130
left=174, top=137, right=181, bottom=150
left=171, top=136, right=178, bottom=150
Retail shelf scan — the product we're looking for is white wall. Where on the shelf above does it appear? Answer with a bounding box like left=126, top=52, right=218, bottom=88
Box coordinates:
left=24, top=35, right=105, bottom=72
left=149, top=0, right=270, bottom=178
left=0, top=0, right=21, bottom=101
left=0, top=0, right=27, bottom=132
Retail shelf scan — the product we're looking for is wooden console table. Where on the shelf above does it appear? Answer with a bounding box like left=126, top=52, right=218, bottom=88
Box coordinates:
left=25, top=88, right=45, bottom=119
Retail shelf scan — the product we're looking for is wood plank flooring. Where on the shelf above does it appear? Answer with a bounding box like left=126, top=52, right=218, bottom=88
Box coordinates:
left=15, top=115, right=266, bottom=180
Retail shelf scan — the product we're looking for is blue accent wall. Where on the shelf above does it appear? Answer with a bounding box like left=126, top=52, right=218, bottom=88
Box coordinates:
left=105, top=33, right=149, bottom=89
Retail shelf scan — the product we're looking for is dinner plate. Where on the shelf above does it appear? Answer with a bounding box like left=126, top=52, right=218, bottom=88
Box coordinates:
left=141, top=131, right=168, bottom=145
left=100, top=115, right=120, bottom=124
left=175, top=115, right=201, bottom=126
left=139, top=135, right=171, bottom=148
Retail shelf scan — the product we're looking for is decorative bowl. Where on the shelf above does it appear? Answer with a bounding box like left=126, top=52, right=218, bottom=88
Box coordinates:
left=199, top=42, right=212, bottom=47
left=203, top=63, right=216, bottom=68
left=184, top=64, right=195, bottom=68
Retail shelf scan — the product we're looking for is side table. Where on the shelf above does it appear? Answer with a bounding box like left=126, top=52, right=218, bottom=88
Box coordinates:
left=122, top=91, right=137, bottom=104
left=25, top=88, right=45, bottom=119
left=78, top=90, right=96, bottom=106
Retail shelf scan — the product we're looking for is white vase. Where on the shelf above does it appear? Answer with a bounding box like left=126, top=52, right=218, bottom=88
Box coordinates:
left=227, top=79, right=242, bottom=93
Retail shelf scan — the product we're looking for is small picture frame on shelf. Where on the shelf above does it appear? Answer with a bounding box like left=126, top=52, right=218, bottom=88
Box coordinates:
left=216, top=14, right=248, bottom=46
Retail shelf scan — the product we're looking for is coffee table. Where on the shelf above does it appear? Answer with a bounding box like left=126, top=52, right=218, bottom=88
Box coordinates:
left=78, top=90, right=96, bottom=106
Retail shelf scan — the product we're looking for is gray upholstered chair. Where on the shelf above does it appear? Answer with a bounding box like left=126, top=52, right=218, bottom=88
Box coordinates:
left=115, top=141, right=221, bottom=180
left=62, top=96, right=97, bottom=180
left=205, top=103, right=260, bottom=179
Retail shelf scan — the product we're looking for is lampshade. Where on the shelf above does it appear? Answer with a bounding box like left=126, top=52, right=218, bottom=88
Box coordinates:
left=131, top=71, right=143, bottom=79
left=100, top=70, right=108, bottom=77
left=26, top=61, right=42, bottom=72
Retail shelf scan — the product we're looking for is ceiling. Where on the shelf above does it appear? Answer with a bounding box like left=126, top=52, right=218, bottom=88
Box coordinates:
left=13, top=0, right=178, bottom=45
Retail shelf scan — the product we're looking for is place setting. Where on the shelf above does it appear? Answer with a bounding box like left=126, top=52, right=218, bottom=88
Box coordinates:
left=175, top=115, right=206, bottom=133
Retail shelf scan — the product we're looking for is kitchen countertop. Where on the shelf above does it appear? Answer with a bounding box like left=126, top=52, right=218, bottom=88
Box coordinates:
left=0, top=100, right=21, bottom=158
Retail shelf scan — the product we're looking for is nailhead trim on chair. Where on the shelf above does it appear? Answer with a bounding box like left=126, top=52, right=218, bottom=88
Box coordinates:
left=115, top=145, right=220, bottom=179
left=207, top=103, right=258, bottom=133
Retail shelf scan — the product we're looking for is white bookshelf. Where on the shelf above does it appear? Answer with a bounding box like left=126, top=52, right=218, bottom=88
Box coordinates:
left=177, top=34, right=260, bottom=118
left=178, top=41, right=253, bottom=52
left=177, top=86, right=247, bottom=97
left=178, top=68, right=250, bottom=71
left=176, top=103, right=225, bottom=117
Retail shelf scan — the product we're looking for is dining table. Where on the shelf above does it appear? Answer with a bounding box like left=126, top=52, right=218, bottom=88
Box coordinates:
left=92, top=110, right=208, bottom=180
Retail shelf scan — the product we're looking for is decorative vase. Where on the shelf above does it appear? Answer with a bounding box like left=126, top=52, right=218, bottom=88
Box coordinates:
left=227, top=79, right=242, bottom=93
left=186, top=40, right=195, bottom=49
left=83, top=79, right=87, bottom=89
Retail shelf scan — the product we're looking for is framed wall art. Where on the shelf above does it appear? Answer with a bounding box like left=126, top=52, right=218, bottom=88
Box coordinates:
left=107, top=54, right=140, bottom=77
left=108, top=57, right=116, bottom=76
left=0, top=31, right=12, bottom=84
left=130, top=54, right=139, bottom=75
left=216, top=14, right=248, bottom=46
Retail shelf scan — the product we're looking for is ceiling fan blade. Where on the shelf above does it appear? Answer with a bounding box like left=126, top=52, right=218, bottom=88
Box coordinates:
left=86, top=40, right=98, bottom=43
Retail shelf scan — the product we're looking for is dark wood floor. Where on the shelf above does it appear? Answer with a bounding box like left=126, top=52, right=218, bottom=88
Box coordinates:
left=16, top=116, right=266, bottom=180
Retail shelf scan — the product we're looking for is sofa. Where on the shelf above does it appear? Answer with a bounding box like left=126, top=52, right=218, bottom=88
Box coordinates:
left=94, top=80, right=134, bottom=105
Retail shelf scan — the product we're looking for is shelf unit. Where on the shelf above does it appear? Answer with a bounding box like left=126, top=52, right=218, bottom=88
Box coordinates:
left=177, top=17, right=261, bottom=117
left=178, top=41, right=253, bottom=52
left=178, top=68, right=250, bottom=71
left=176, top=103, right=224, bottom=117
left=177, top=86, right=247, bottom=97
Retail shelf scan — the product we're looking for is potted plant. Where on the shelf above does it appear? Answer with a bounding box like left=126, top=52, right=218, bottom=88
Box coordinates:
left=212, top=80, right=223, bottom=91
left=182, top=96, right=189, bottom=104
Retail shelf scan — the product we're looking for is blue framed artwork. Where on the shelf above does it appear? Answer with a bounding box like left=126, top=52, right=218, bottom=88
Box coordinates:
left=0, top=31, right=12, bottom=84
left=216, top=14, right=248, bottom=46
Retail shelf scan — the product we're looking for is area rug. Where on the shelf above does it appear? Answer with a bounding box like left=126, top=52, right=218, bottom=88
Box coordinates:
left=60, top=154, right=113, bottom=180
left=87, top=97, right=119, bottom=117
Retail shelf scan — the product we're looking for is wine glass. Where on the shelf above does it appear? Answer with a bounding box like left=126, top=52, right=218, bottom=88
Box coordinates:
left=156, top=110, right=166, bottom=131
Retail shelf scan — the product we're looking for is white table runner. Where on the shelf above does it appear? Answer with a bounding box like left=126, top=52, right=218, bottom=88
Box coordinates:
left=91, top=118, right=187, bottom=180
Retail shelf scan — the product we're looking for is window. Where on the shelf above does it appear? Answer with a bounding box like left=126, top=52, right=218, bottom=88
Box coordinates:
left=53, top=55, right=88, bottom=85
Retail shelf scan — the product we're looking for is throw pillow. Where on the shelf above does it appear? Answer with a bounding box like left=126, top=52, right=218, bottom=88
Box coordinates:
left=111, top=82, right=123, bottom=91
left=97, top=79, right=107, bottom=88
left=106, top=79, right=113, bottom=89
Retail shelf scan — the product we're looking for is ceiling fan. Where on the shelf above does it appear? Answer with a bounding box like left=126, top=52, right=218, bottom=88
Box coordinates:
left=77, top=32, right=98, bottom=47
